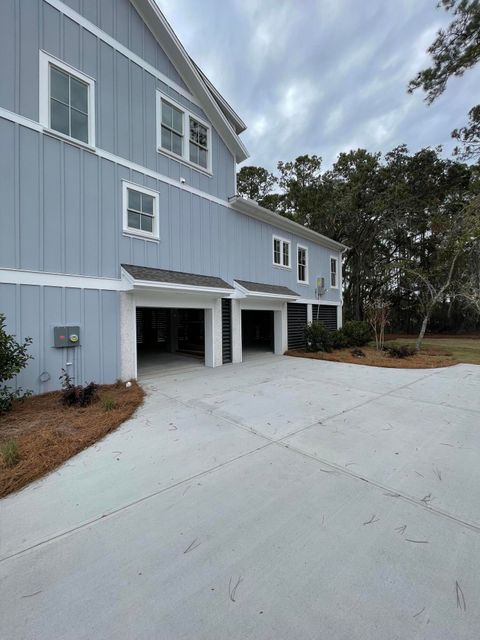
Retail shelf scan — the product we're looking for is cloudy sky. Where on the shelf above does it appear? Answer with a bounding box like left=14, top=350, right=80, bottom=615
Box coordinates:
left=157, top=0, right=479, bottom=172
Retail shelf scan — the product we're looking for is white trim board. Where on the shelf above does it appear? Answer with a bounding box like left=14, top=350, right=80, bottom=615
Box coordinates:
left=0, top=268, right=127, bottom=291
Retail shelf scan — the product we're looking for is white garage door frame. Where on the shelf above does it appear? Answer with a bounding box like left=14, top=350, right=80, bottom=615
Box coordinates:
left=231, top=298, right=288, bottom=364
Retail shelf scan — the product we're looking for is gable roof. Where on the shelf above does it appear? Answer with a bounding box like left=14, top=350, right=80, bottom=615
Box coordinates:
left=131, top=0, right=249, bottom=162
left=122, top=264, right=234, bottom=291
left=235, top=280, right=298, bottom=298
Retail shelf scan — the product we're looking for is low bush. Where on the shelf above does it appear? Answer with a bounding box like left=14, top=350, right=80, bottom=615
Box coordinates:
left=384, top=344, right=416, bottom=359
left=305, top=322, right=333, bottom=352
left=0, top=313, right=33, bottom=413
left=342, top=320, right=372, bottom=347
left=351, top=348, right=366, bottom=358
left=60, top=369, right=98, bottom=408
left=1, top=439, right=20, bottom=468
left=331, top=328, right=350, bottom=349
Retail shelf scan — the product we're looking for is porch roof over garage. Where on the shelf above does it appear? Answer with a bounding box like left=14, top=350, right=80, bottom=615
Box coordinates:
left=234, top=279, right=299, bottom=300
left=121, top=264, right=234, bottom=295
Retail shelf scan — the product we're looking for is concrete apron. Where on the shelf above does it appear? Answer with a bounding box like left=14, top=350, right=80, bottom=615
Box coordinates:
left=1, top=356, right=479, bottom=639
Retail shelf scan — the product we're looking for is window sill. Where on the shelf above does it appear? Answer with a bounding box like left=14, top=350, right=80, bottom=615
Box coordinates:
left=157, top=146, right=213, bottom=177
left=273, top=263, right=292, bottom=271
left=42, top=127, right=96, bottom=153
left=122, top=231, right=160, bottom=242
left=297, top=281, right=310, bottom=286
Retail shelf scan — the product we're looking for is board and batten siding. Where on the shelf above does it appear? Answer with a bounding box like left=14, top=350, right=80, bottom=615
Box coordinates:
left=0, top=282, right=119, bottom=394
left=0, top=0, right=235, bottom=200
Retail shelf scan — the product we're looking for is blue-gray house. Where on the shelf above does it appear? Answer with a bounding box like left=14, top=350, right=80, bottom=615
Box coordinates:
left=0, top=0, right=346, bottom=394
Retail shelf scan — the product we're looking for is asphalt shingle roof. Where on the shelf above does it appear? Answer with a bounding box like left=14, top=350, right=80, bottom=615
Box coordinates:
left=235, top=279, right=298, bottom=297
left=122, top=264, right=234, bottom=289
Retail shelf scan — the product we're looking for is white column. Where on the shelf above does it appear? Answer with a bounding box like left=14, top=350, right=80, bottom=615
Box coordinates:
left=274, top=303, right=288, bottom=355
left=120, top=291, right=137, bottom=381
left=204, top=299, right=222, bottom=368
left=307, top=304, right=313, bottom=324
left=337, top=304, right=343, bottom=329
left=231, top=299, right=242, bottom=363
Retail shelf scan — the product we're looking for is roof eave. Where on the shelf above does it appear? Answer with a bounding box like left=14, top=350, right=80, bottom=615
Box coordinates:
left=132, top=0, right=249, bottom=163
left=229, top=196, right=348, bottom=252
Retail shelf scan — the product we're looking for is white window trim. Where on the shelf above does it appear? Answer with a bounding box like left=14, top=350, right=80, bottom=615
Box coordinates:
left=39, top=50, right=96, bottom=147
left=272, top=235, right=291, bottom=269
left=297, top=244, right=309, bottom=284
left=122, top=180, right=160, bottom=240
left=330, top=255, right=339, bottom=289
left=156, top=90, right=212, bottom=176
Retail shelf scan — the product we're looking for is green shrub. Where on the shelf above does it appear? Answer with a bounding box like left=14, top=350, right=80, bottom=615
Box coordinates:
left=331, top=328, right=350, bottom=349
left=0, top=313, right=33, bottom=413
left=102, top=397, right=117, bottom=411
left=305, top=322, right=333, bottom=352
left=60, top=369, right=98, bottom=408
left=342, top=320, right=372, bottom=347
left=1, top=439, right=20, bottom=468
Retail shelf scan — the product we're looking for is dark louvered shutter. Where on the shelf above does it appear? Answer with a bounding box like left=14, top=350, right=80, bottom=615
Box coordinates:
left=312, top=304, right=338, bottom=331
left=287, top=303, right=307, bottom=350
left=222, top=298, right=232, bottom=363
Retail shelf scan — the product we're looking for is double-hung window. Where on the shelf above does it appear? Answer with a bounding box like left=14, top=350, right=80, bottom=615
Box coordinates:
left=157, top=92, right=211, bottom=172
left=330, top=256, right=339, bottom=288
left=273, top=236, right=291, bottom=268
left=297, top=245, right=308, bottom=283
left=122, top=181, right=159, bottom=239
left=161, top=99, right=183, bottom=156
left=39, top=51, right=95, bottom=146
left=189, top=117, right=208, bottom=168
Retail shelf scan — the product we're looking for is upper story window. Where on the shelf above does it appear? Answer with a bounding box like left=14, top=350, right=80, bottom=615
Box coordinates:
left=161, top=99, right=183, bottom=156
left=330, top=256, right=339, bottom=288
left=39, top=51, right=95, bottom=146
left=297, top=245, right=308, bottom=283
left=157, top=91, right=211, bottom=173
left=189, top=117, right=208, bottom=169
left=122, top=181, right=159, bottom=240
left=273, top=236, right=291, bottom=268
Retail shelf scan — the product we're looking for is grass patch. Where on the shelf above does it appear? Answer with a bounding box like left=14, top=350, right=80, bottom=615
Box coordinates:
left=384, top=335, right=480, bottom=365
left=0, top=381, right=144, bottom=498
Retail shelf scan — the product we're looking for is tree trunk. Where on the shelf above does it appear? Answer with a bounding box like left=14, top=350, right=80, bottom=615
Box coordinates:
left=416, top=313, right=430, bottom=351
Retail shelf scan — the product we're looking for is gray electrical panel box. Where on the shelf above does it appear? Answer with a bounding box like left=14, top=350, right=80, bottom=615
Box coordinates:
left=53, top=326, right=81, bottom=348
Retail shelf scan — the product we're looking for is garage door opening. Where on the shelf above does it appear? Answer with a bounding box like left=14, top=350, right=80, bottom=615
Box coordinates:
left=242, top=309, right=274, bottom=358
left=136, top=307, right=205, bottom=376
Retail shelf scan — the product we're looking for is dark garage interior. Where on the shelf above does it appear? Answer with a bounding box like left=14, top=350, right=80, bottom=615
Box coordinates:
left=241, top=309, right=274, bottom=354
left=136, top=307, right=205, bottom=373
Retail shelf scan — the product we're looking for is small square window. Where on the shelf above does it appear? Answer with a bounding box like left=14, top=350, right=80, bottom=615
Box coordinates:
left=123, top=182, right=159, bottom=239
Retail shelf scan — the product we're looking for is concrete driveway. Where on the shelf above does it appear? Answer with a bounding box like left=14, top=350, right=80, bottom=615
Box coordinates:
left=1, top=355, right=480, bottom=639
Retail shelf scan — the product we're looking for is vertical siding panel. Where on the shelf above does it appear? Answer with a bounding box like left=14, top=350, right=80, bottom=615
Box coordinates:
left=19, top=128, right=40, bottom=270
left=20, top=285, right=41, bottom=392
left=43, top=286, right=64, bottom=392
left=129, top=6, right=144, bottom=58
left=64, top=146, right=82, bottom=274
left=63, top=16, right=81, bottom=69
left=101, top=291, right=119, bottom=383
left=19, top=0, right=39, bottom=119
left=98, top=42, right=115, bottom=151
left=81, top=29, right=98, bottom=78
left=42, top=3, right=61, bottom=57
left=100, top=159, right=116, bottom=277
left=115, top=54, right=130, bottom=158
left=99, top=0, right=114, bottom=36
left=0, top=120, right=16, bottom=268
left=0, top=0, right=16, bottom=111
left=115, top=0, right=129, bottom=46
left=81, top=0, right=98, bottom=25
left=83, top=152, right=100, bottom=276
left=131, top=62, right=144, bottom=165
left=82, top=288, right=101, bottom=382
left=65, top=287, right=82, bottom=383
left=43, top=137, right=63, bottom=272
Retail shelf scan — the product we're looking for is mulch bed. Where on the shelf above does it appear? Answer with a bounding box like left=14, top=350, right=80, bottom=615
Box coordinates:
left=0, top=381, right=144, bottom=498
left=286, top=346, right=456, bottom=369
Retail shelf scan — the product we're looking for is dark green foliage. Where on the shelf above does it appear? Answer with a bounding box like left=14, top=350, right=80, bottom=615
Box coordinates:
left=304, top=322, right=333, bottom=352
left=408, top=0, right=480, bottom=104
left=342, top=321, right=372, bottom=347
left=60, top=369, right=98, bottom=408
left=384, top=344, right=416, bottom=359
left=0, top=313, right=33, bottom=413
left=331, top=328, right=350, bottom=349
left=452, top=104, right=480, bottom=159
left=236, top=166, right=277, bottom=206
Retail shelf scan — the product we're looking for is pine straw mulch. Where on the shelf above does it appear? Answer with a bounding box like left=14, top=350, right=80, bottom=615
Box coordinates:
left=0, top=381, right=144, bottom=498
left=285, top=345, right=457, bottom=369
